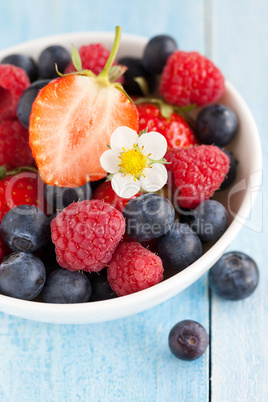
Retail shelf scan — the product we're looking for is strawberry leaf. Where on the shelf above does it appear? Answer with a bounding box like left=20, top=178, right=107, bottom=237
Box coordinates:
left=109, top=65, right=128, bottom=82
left=71, top=44, right=83, bottom=72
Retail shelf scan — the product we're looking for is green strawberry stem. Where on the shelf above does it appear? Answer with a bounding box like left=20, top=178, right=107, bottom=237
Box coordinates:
left=0, top=165, right=38, bottom=180
left=98, top=26, right=121, bottom=81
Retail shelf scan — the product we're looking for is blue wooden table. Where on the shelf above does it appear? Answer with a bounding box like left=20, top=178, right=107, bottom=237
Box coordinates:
left=0, top=1, right=267, bottom=400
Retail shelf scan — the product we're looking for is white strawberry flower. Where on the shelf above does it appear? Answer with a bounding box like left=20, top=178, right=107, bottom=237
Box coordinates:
left=100, top=126, right=168, bottom=198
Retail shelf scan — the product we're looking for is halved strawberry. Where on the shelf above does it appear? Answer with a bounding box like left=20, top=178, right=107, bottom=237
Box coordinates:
left=29, top=27, right=139, bottom=188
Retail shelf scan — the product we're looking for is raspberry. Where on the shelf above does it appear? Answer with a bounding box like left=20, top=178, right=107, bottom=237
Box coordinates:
left=107, top=242, right=164, bottom=296
left=51, top=199, right=125, bottom=272
left=166, top=145, right=230, bottom=209
left=160, top=51, right=225, bottom=106
left=64, top=43, right=119, bottom=76
left=0, top=64, right=30, bottom=120
left=0, top=119, right=34, bottom=169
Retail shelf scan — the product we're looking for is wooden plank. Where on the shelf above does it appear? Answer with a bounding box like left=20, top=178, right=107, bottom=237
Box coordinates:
left=0, top=277, right=209, bottom=402
left=210, top=0, right=268, bottom=400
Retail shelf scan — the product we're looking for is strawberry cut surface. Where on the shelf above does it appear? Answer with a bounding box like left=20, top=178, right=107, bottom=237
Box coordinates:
left=29, top=74, right=139, bottom=187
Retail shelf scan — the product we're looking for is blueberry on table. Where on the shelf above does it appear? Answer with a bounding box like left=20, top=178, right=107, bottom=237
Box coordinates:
left=42, top=268, right=92, bottom=303
left=38, top=45, right=71, bottom=79
left=168, top=320, right=209, bottom=361
left=142, top=34, right=178, bottom=74
left=123, top=193, right=175, bottom=242
left=209, top=251, right=259, bottom=300
left=118, top=56, right=156, bottom=96
left=0, top=252, right=46, bottom=300
left=0, top=205, right=50, bottom=253
left=17, top=79, right=51, bottom=128
left=1, top=54, right=38, bottom=82
left=195, top=104, right=239, bottom=146
left=158, top=222, right=202, bottom=271
left=44, top=182, right=92, bottom=211
left=184, top=200, right=229, bottom=242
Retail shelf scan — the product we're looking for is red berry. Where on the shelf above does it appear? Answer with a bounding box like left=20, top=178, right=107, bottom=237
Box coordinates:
left=0, top=119, right=34, bottom=169
left=64, top=43, right=119, bottom=76
left=107, top=242, right=163, bottom=296
left=160, top=51, right=225, bottom=106
left=92, top=180, right=142, bottom=212
left=51, top=200, right=126, bottom=272
left=166, top=145, right=230, bottom=209
left=29, top=72, right=138, bottom=187
left=0, top=171, right=46, bottom=223
left=0, top=64, right=30, bottom=120
left=137, top=103, right=198, bottom=149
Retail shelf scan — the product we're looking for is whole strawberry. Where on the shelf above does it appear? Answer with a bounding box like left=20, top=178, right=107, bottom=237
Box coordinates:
left=92, top=180, right=142, bottom=212
left=0, top=64, right=30, bottom=120
left=160, top=51, right=225, bottom=106
left=136, top=102, right=198, bottom=149
left=166, top=145, right=230, bottom=209
left=0, top=168, right=46, bottom=222
left=0, top=119, right=34, bottom=169
left=107, top=242, right=163, bottom=296
left=51, top=199, right=125, bottom=272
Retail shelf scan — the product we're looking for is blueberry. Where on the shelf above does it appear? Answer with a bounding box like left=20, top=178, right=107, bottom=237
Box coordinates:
left=0, top=205, right=50, bottom=253
left=17, top=79, right=51, bottom=128
left=1, top=54, right=38, bottom=82
left=195, top=104, right=239, bottom=146
left=219, top=149, right=237, bottom=190
left=44, top=182, right=92, bottom=211
left=0, top=252, right=46, bottom=300
left=118, top=56, right=156, bottom=96
left=209, top=252, right=259, bottom=300
left=184, top=200, right=229, bottom=242
left=169, top=320, right=209, bottom=361
left=38, top=45, right=71, bottom=79
left=42, top=268, right=92, bottom=303
left=89, top=268, right=117, bottom=301
left=158, top=222, right=202, bottom=271
left=142, top=34, right=178, bottom=74
left=123, top=193, right=175, bottom=241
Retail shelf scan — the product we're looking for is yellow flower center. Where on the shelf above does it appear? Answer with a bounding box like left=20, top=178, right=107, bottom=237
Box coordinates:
left=119, top=147, right=147, bottom=177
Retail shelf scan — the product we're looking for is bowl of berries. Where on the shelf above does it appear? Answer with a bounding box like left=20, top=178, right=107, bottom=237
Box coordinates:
left=0, top=27, right=262, bottom=324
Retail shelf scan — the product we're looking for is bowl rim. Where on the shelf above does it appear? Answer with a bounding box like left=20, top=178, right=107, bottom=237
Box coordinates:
left=0, top=32, right=263, bottom=324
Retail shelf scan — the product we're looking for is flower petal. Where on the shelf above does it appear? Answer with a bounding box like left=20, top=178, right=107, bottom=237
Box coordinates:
left=138, top=131, right=167, bottom=160
left=139, top=163, right=168, bottom=192
left=100, top=149, right=120, bottom=173
left=111, top=173, right=141, bottom=198
left=110, top=126, right=139, bottom=153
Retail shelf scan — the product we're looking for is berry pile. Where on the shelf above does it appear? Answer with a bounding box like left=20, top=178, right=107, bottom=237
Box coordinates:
left=0, top=28, right=258, bottom=320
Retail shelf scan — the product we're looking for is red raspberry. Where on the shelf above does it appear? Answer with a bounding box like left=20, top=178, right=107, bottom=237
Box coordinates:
left=0, top=64, right=30, bottom=120
left=0, top=119, right=34, bottom=169
left=51, top=199, right=125, bottom=272
left=137, top=103, right=198, bottom=149
left=166, top=145, right=230, bottom=209
left=160, top=51, right=225, bottom=106
left=107, top=242, right=163, bottom=296
left=92, top=180, right=142, bottom=212
left=64, top=43, right=119, bottom=76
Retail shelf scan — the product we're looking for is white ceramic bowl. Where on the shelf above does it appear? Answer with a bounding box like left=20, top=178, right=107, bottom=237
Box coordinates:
left=0, top=32, right=262, bottom=324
